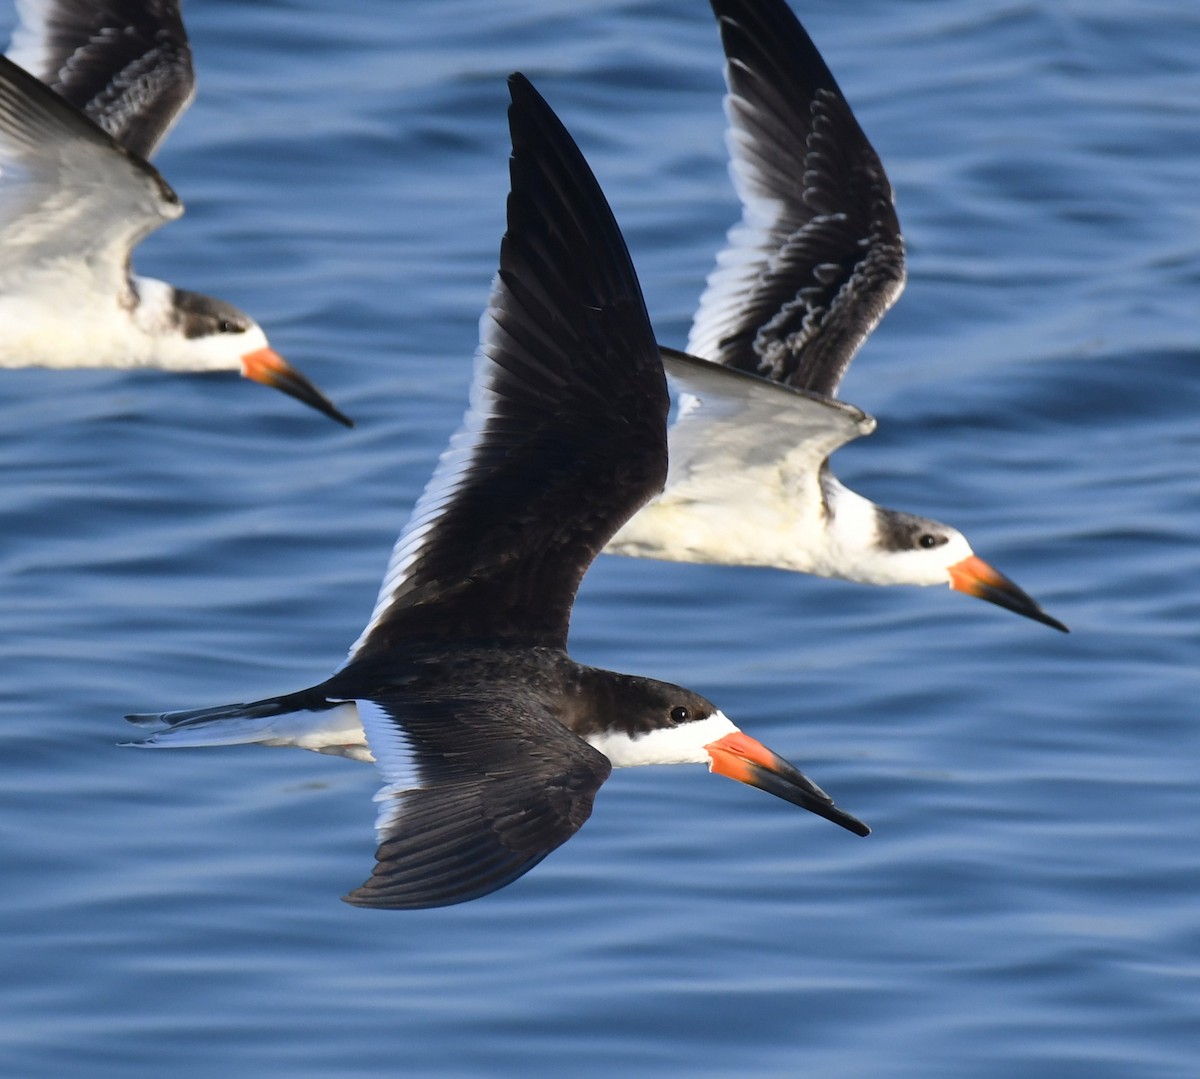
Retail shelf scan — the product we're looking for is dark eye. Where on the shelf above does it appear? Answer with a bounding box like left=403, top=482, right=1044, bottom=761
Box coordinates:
left=217, top=319, right=245, bottom=334
left=669, top=706, right=690, bottom=724
left=918, top=533, right=942, bottom=549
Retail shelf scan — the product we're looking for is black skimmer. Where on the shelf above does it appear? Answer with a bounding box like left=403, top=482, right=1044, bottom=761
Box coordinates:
left=607, top=0, right=1066, bottom=632
left=125, top=74, right=868, bottom=910
left=0, top=0, right=351, bottom=425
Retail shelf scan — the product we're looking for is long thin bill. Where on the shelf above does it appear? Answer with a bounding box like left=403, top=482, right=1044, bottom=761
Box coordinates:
left=948, top=554, right=1067, bottom=632
left=706, top=731, right=870, bottom=836
left=241, top=347, right=354, bottom=427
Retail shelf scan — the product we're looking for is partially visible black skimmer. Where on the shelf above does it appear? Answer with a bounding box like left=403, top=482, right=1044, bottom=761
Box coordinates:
left=607, top=0, right=1065, bottom=632
left=0, top=0, right=351, bottom=425
left=126, top=74, right=868, bottom=910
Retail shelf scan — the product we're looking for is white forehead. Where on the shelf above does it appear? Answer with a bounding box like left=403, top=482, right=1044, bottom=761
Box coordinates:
left=585, top=710, right=737, bottom=768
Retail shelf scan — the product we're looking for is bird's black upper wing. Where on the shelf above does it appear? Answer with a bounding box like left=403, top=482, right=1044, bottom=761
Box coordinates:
left=688, top=0, right=905, bottom=396
left=7, top=0, right=193, bottom=160
left=348, top=74, right=666, bottom=659
left=345, top=690, right=612, bottom=910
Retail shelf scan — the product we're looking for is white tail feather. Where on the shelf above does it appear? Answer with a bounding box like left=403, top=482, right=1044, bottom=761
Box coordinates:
left=122, top=702, right=372, bottom=762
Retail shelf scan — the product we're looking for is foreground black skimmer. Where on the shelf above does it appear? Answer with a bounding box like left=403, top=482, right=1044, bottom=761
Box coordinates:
left=127, top=74, right=868, bottom=910
left=607, top=0, right=1065, bottom=632
left=0, top=0, right=351, bottom=425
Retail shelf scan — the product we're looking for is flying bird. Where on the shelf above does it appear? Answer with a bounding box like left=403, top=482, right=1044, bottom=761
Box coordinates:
left=126, top=74, right=868, bottom=910
left=0, top=0, right=351, bottom=425
left=607, top=0, right=1065, bottom=632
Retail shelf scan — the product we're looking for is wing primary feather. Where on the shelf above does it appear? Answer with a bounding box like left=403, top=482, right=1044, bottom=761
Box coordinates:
left=347, top=74, right=666, bottom=659
left=8, top=0, right=195, bottom=159
left=346, top=693, right=611, bottom=910
left=690, top=0, right=905, bottom=396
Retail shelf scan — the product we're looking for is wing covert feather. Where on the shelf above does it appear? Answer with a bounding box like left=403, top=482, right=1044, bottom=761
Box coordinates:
left=346, top=693, right=611, bottom=910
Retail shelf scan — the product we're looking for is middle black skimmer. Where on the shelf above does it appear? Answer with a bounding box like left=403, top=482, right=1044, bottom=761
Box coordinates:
left=607, top=0, right=1065, bottom=632
left=0, top=0, right=351, bottom=425
left=126, top=74, right=868, bottom=910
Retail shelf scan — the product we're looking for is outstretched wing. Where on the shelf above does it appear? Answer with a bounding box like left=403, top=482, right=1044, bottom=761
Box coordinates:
left=688, top=0, right=905, bottom=396
left=0, top=53, right=179, bottom=294
left=658, top=346, right=874, bottom=498
left=345, top=695, right=611, bottom=910
left=348, top=74, right=665, bottom=659
left=7, top=0, right=193, bottom=159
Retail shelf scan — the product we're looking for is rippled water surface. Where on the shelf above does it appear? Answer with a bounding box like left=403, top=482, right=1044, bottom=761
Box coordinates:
left=1, top=1, right=1198, bottom=1075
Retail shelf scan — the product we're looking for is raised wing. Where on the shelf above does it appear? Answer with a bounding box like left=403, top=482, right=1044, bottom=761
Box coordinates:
left=660, top=346, right=874, bottom=494
left=7, top=0, right=193, bottom=159
left=0, top=53, right=180, bottom=294
left=347, top=73, right=666, bottom=659
left=345, top=695, right=611, bottom=909
left=688, top=0, right=905, bottom=397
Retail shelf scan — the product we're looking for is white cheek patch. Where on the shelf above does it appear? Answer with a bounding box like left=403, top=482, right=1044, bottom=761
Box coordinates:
left=888, top=531, right=975, bottom=588
left=940, top=534, right=975, bottom=572
left=355, top=699, right=426, bottom=841
left=586, top=710, right=738, bottom=768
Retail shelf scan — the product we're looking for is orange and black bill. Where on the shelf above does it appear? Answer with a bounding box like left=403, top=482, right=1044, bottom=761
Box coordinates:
left=948, top=555, right=1067, bottom=632
left=706, top=731, right=870, bottom=837
left=241, top=347, right=354, bottom=427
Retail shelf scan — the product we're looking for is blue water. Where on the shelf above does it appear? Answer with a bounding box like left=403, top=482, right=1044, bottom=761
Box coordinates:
left=1, top=0, right=1197, bottom=1074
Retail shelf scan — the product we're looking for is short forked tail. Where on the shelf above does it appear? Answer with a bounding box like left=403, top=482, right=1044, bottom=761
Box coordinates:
left=121, top=689, right=371, bottom=760
left=125, top=687, right=329, bottom=729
